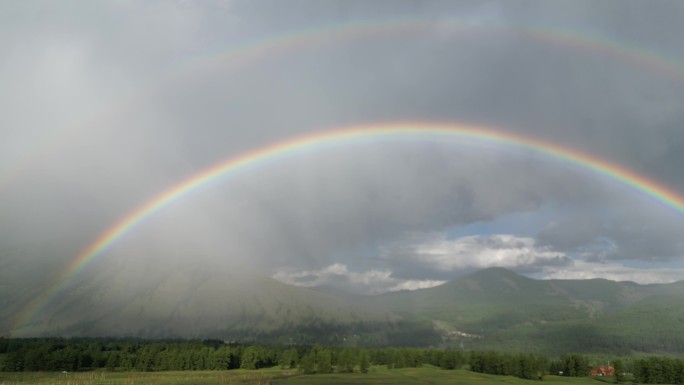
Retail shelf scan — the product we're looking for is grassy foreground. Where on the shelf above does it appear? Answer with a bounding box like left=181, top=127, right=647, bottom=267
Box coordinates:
left=279, top=367, right=605, bottom=385
left=0, top=368, right=296, bottom=385
left=0, top=367, right=618, bottom=385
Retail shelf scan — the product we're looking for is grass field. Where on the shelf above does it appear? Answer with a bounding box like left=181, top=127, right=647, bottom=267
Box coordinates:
left=0, top=367, right=624, bottom=385
left=0, top=368, right=297, bottom=385
left=278, top=367, right=609, bottom=385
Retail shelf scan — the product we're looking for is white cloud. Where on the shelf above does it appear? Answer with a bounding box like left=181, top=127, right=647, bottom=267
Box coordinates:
left=272, top=263, right=445, bottom=295
left=386, top=233, right=567, bottom=271
left=542, top=260, right=684, bottom=284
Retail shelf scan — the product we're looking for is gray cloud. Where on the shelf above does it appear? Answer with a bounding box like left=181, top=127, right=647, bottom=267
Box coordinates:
left=1, top=0, right=683, bottom=302
left=273, top=263, right=445, bottom=295
left=380, top=233, right=571, bottom=280
left=542, top=260, right=684, bottom=284
left=538, top=210, right=684, bottom=262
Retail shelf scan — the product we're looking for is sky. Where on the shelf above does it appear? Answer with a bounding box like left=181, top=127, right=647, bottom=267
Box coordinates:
left=1, top=0, right=684, bottom=298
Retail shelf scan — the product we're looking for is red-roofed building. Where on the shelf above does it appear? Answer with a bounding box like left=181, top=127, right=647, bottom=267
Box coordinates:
left=591, top=365, right=615, bottom=376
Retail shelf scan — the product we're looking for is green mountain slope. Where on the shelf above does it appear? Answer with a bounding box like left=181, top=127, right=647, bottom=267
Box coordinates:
left=373, top=268, right=684, bottom=354
left=7, top=261, right=403, bottom=345
left=3, top=262, right=683, bottom=354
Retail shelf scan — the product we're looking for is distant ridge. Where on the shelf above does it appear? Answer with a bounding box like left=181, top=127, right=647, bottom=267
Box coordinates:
left=2, top=265, right=683, bottom=354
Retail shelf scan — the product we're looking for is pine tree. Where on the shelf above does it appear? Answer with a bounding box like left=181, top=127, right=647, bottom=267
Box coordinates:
left=337, top=349, right=354, bottom=373
left=316, top=349, right=332, bottom=374
left=613, top=359, right=624, bottom=383
left=4, top=350, right=24, bottom=372
left=359, top=350, right=370, bottom=373
left=440, top=350, right=460, bottom=370
left=105, top=352, right=119, bottom=372
left=299, top=352, right=315, bottom=374
left=287, top=348, right=299, bottom=369
left=279, top=348, right=299, bottom=369
left=240, top=346, right=259, bottom=370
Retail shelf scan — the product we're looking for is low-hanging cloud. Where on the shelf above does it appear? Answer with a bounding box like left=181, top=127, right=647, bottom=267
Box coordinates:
left=542, top=260, right=684, bottom=284
left=272, top=263, right=446, bottom=295
left=1, top=0, right=684, bottom=316
left=381, top=233, right=570, bottom=279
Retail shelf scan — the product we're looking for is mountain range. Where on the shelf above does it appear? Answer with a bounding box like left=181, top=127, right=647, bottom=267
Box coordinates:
left=3, top=261, right=683, bottom=355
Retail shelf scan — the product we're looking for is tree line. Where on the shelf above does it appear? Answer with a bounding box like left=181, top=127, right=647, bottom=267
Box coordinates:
left=0, top=338, right=466, bottom=374
left=2, top=337, right=683, bottom=383
left=633, top=357, right=684, bottom=384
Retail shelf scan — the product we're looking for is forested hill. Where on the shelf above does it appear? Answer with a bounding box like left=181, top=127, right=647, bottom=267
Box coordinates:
left=374, top=267, right=684, bottom=353
left=2, top=265, right=683, bottom=354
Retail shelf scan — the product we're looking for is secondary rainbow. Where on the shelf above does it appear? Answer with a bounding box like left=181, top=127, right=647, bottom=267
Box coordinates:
left=13, top=121, right=684, bottom=333
left=184, top=18, right=684, bottom=83
left=4, top=17, right=684, bottom=193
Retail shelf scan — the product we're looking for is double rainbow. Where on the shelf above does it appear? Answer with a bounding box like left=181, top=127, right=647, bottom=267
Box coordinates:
left=13, top=122, right=684, bottom=333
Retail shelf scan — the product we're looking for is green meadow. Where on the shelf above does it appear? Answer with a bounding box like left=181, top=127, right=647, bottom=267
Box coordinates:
left=0, top=368, right=296, bottom=385
left=279, top=368, right=612, bottom=385
left=0, top=367, right=625, bottom=385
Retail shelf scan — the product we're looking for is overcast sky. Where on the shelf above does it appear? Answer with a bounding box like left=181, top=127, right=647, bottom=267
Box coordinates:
left=2, top=0, right=684, bottom=296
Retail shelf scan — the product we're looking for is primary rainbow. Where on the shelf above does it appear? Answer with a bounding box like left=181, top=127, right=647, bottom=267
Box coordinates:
left=13, top=121, right=684, bottom=333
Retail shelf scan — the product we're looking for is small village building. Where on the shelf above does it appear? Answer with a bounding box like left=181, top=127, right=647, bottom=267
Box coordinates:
left=591, top=365, right=615, bottom=376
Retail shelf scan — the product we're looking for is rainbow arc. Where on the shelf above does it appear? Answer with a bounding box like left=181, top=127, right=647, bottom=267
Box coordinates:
left=13, top=122, right=684, bottom=333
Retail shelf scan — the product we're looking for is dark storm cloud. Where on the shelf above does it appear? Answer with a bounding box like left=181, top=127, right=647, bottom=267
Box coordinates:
left=1, top=0, right=684, bottom=298
left=538, top=210, right=684, bottom=262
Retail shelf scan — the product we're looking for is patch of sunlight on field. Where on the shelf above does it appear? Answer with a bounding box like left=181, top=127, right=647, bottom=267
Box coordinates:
left=278, top=367, right=614, bottom=385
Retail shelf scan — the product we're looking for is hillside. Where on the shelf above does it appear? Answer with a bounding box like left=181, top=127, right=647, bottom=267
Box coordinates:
left=6, top=259, right=402, bottom=345
left=374, top=268, right=684, bottom=354
left=3, top=262, right=683, bottom=354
